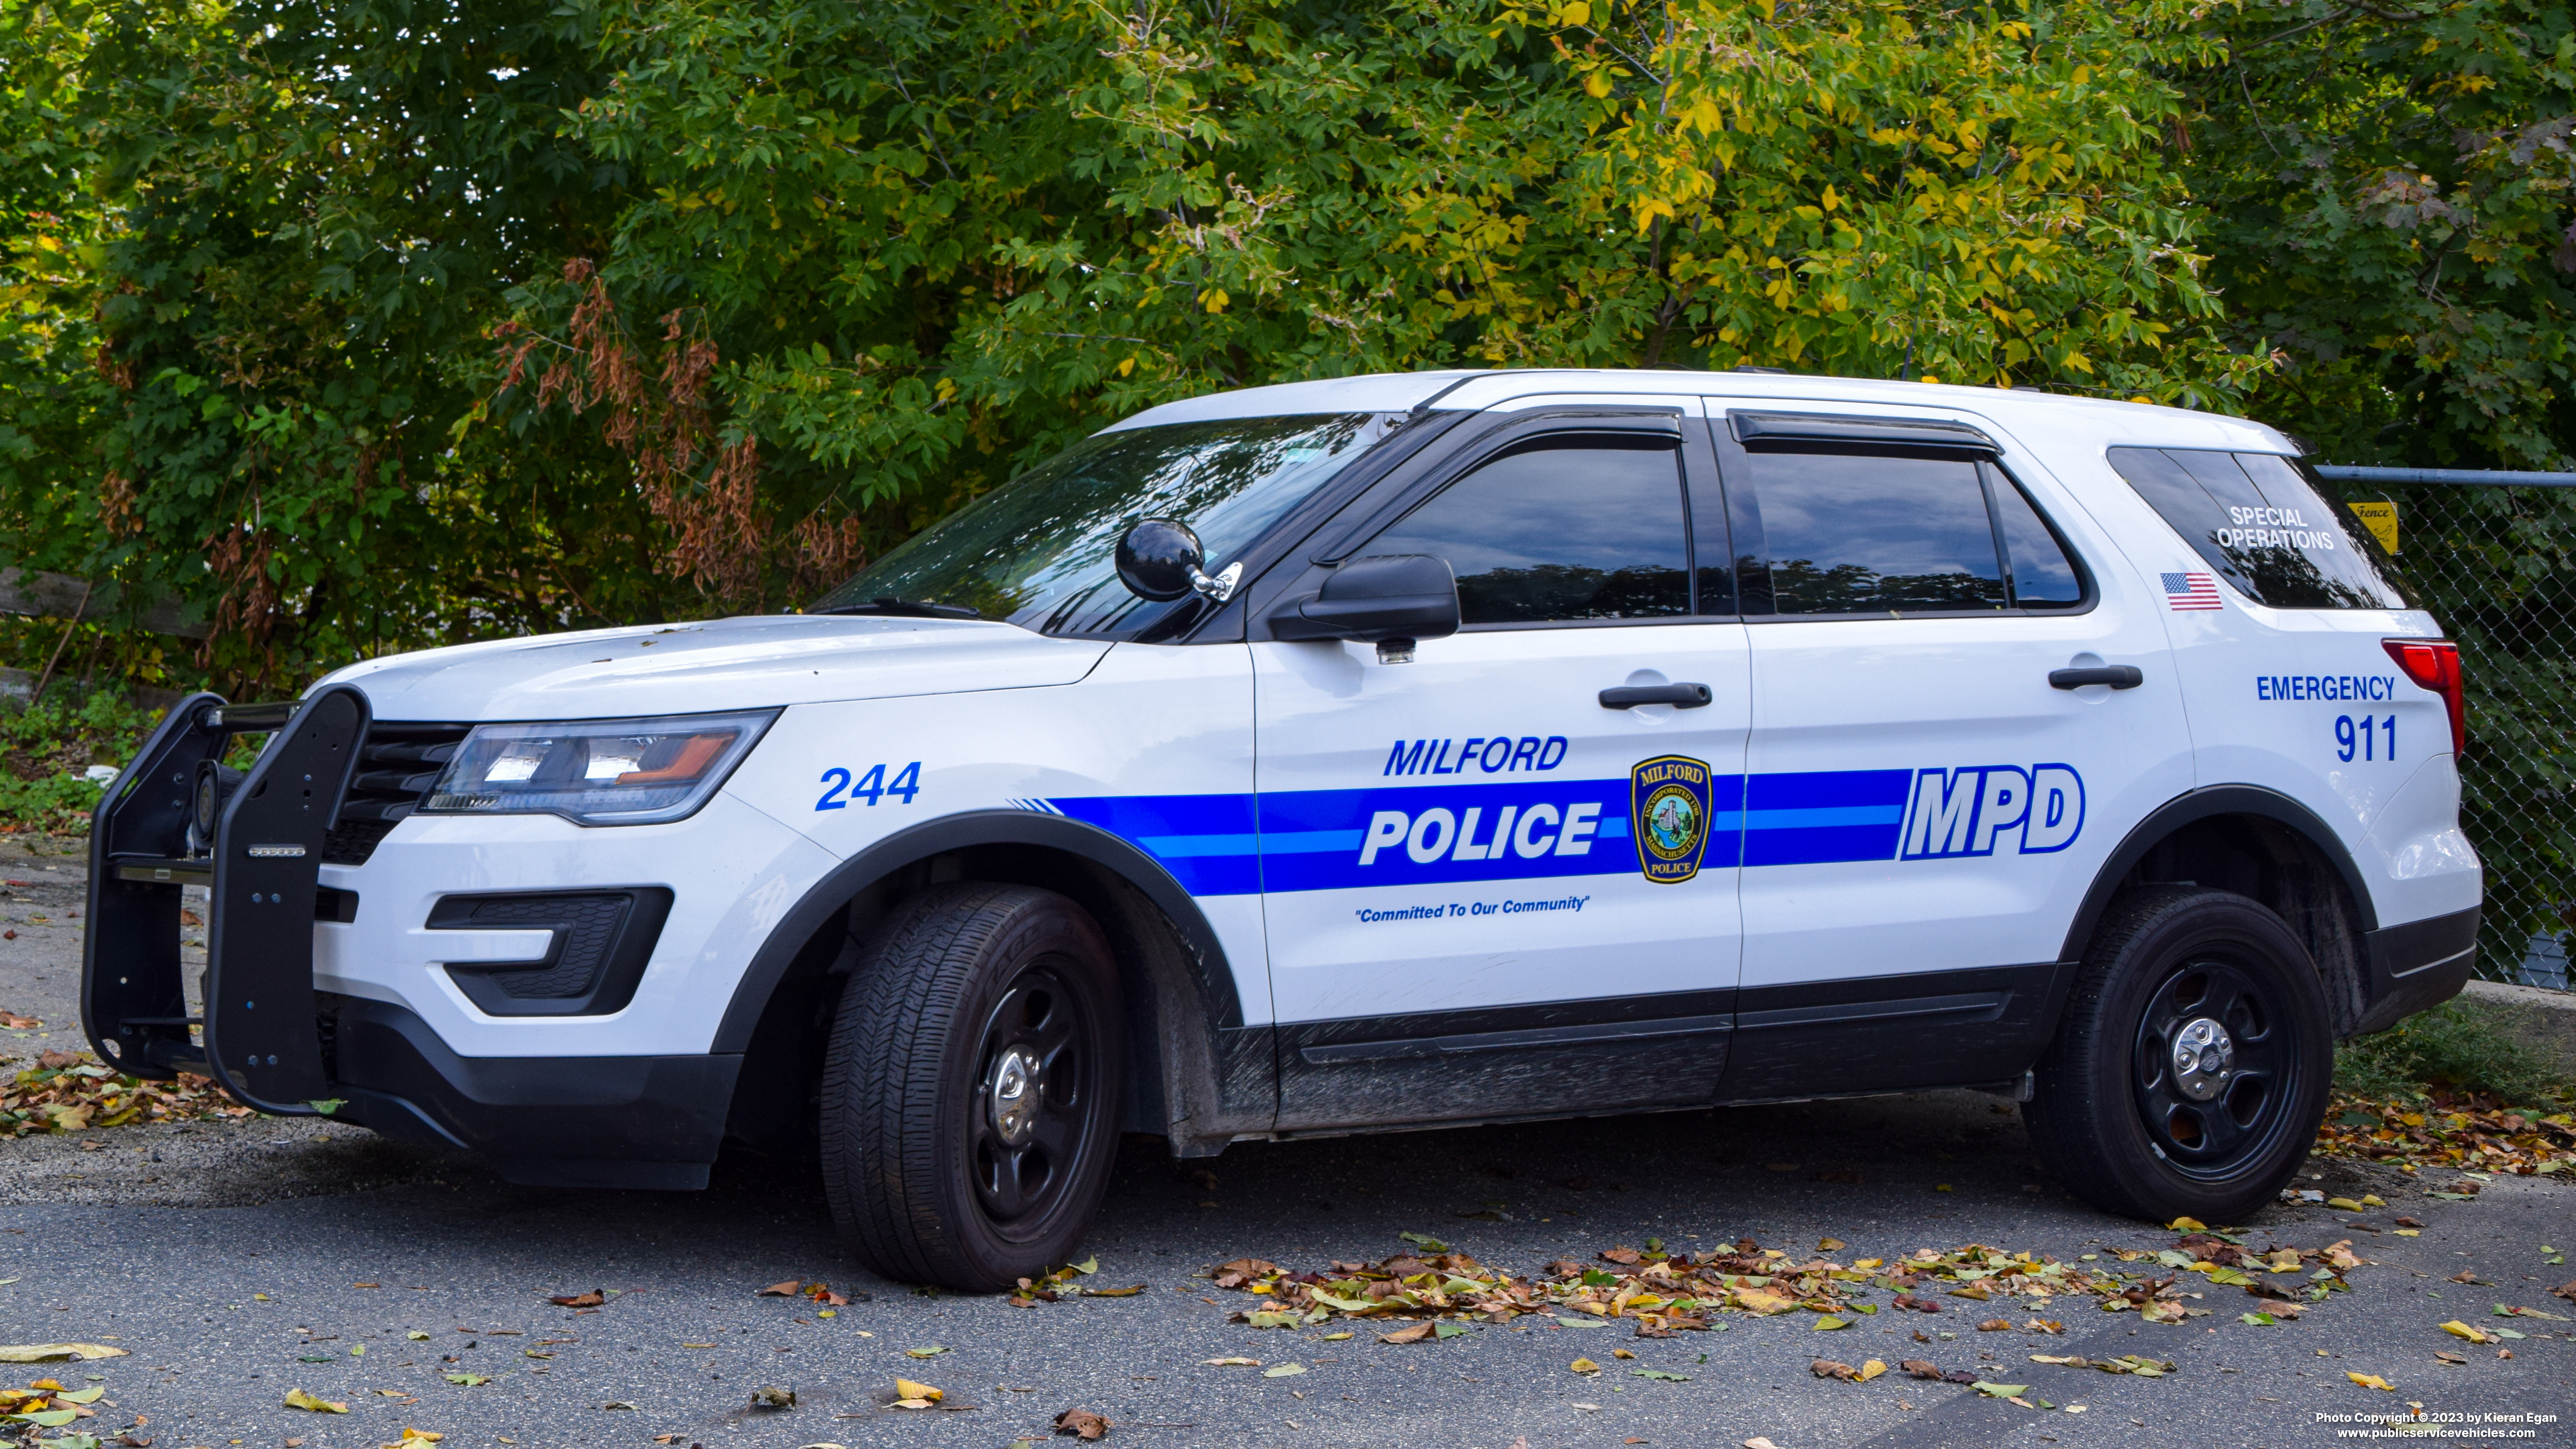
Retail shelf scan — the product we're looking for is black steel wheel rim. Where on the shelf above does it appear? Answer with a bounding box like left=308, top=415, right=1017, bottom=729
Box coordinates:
left=968, top=957, right=1099, bottom=1237
left=2131, top=956, right=2301, bottom=1180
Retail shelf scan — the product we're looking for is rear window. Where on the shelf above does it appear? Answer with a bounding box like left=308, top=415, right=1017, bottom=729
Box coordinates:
left=2106, top=447, right=2414, bottom=610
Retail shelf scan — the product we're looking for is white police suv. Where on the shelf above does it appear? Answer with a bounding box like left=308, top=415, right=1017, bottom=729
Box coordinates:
left=83, top=370, right=2479, bottom=1289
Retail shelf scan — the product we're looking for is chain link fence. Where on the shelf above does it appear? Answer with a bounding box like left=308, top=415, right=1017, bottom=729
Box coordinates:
left=2323, top=471, right=2576, bottom=993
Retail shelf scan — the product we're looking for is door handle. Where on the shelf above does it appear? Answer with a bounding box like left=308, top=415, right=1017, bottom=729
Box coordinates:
left=2049, top=666, right=2144, bottom=691
left=1600, top=683, right=1714, bottom=709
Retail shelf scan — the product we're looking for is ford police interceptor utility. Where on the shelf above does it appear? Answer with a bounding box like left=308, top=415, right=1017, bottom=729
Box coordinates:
left=82, top=369, right=2480, bottom=1290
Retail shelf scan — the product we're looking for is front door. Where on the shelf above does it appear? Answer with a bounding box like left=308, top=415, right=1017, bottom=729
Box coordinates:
left=1706, top=400, right=2194, bottom=1099
left=1251, top=413, right=1750, bottom=1130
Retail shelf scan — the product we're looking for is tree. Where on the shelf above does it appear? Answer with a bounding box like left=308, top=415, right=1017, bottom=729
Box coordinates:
left=506, top=0, right=2262, bottom=609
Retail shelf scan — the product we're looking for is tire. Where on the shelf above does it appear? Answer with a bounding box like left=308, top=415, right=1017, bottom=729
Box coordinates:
left=2026, top=885, right=2332, bottom=1225
left=819, top=882, right=1123, bottom=1290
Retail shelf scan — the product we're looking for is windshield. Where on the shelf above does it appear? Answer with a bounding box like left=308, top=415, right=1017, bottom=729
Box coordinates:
left=813, top=413, right=1400, bottom=635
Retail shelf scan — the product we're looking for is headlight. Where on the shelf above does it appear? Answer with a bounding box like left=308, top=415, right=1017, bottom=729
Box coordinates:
left=420, top=710, right=778, bottom=826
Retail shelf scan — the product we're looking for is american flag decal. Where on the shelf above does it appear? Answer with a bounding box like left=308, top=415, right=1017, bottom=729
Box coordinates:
left=2162, top=571, right=2222, bottom=611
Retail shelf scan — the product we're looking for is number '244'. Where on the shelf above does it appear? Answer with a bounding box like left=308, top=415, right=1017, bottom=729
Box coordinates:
left=816, top=763, right=923, bottom=810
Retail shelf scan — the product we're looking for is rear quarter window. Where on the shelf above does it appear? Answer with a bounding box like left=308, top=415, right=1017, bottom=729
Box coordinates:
left=2105, top=447, right=2415, bottom=610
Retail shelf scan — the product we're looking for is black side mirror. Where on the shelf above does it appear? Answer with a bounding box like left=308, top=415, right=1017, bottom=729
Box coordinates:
left=1116, top=518, right=1240, bottom=603
left=1269, top=554, right=1461, bottom=646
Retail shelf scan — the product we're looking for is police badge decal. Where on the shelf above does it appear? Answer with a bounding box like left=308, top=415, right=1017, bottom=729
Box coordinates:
left=1630, top=754, right=1714, bottom=883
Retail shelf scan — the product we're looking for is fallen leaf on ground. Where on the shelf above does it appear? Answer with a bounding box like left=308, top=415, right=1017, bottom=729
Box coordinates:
left=441, top=1374, right=487, bottom=1387
left=2314, top=1096, right=2575, bottom=1177
left=2347, top=1372, right=2396, bottom=1391
left=1569, top=1358, right=1601, bottom=1375
left=755, top=1280, right=802, bottom=1296
left=1856, top=1359, right=1886, bottom=1382
left=1201, top=1357, right=1261, bottom=1366
left=1811, top=1358, right=1860, bottom=1381
left=548, top=1291, right=604, bottom=1308
left=2441, top=1320, right=2491, bottom=1343
left=1378, top=1323, right=1435, bottom=1344
left=1902, top=1359, right=1943, bottom=1379
left=1972, top=1382, right=2029, bottom=1397
left=1264, top=1363, right=1306, bottom=1378
left=380, top=1433, right=442, bottom=1449
left=750, top=1385, right=796, bottom=1408
left=0, top=1345, right=125, bottom=1362
left=1054, top=1408, right=1110, bottom=1440
left=1633, top=1369, right=1690, bottom=1381
left=1745, top=1440, right=1781, bottom=1449
left=282, top=1390, right=346, bottom=1413
left=1976, top=1318, right=2011, bottom=1331
left=905, top=1345, right=948, bottom=1358
left=891, top=1378, right=941, bottom=1404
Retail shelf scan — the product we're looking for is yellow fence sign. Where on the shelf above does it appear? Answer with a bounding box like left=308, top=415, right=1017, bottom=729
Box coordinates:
left=2348, top=500, right=2399, bottom=554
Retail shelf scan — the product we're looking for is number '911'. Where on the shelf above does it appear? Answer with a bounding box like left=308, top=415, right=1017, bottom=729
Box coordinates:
left=2335, top=715, right=2394, bottom=763
left=817, top=762, right=923, bottom=810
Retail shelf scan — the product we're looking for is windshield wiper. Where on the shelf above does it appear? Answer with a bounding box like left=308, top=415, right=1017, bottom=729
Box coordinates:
left=816, top=596, right=983, bottom=620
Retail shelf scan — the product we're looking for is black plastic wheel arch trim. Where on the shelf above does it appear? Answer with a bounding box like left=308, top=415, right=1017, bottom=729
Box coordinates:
left=2058, top=784, right=2379, bottom=969
left=710, top=809, right=1244, bottom=1054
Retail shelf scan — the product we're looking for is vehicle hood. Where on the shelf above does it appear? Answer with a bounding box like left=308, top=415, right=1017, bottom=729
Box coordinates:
left=313, top=616, right=1113, bottom=722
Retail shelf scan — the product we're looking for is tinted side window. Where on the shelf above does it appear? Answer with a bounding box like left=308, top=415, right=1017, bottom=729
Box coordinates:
left=1368, top=440, right=1691, bottom=625
left=1991, top=468, right=2087, bottom=609
left=1748, top=452, right=2006, bottom=614
left=2106, top=447, right=2413, bottom=609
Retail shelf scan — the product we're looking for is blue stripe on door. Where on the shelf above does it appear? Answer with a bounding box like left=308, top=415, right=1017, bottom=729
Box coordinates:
left=1741, top=769, right=1914, bottom=867
left=1040, top=767, right=1924, bottom=897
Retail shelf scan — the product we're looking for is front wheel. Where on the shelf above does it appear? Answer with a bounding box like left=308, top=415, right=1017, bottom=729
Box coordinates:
left=2026, top=886, right=2331, bottom=1224
left=819, top=883, right=1122, bottom=1290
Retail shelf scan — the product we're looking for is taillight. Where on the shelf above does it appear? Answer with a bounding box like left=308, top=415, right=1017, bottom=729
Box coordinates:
left=2382, top=639, right=2466, bottom=756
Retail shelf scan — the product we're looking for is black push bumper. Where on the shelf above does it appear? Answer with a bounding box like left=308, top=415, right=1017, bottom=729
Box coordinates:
left=83, top=689, right=739, bottom=1188
left=83, top=686, right=370, bottom=1111
left=2353, top=904, right=2482, bottom=1036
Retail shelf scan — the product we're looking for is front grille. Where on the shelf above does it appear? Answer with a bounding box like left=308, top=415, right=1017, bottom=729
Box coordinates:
left=322, top=721, right=472, bottom=865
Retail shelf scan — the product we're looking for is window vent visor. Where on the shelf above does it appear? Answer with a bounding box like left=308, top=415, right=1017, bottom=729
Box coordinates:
left=1728, top=411, right=1998, bottom=453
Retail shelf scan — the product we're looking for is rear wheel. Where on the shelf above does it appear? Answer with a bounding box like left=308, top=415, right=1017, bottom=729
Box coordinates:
left=2026, top=886, right=2331, bottom=1224
left=819, top=883, right=1122, bottom=1290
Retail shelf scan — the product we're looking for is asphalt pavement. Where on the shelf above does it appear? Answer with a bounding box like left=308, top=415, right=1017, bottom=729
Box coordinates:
left=2, top=833, right=2570, bottom=1449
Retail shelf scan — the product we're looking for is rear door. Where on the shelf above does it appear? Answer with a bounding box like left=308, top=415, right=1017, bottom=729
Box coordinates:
left=1249, top=405, right=1750, bottom=1130
left=1706, top=403, right=2193, bottom=1099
